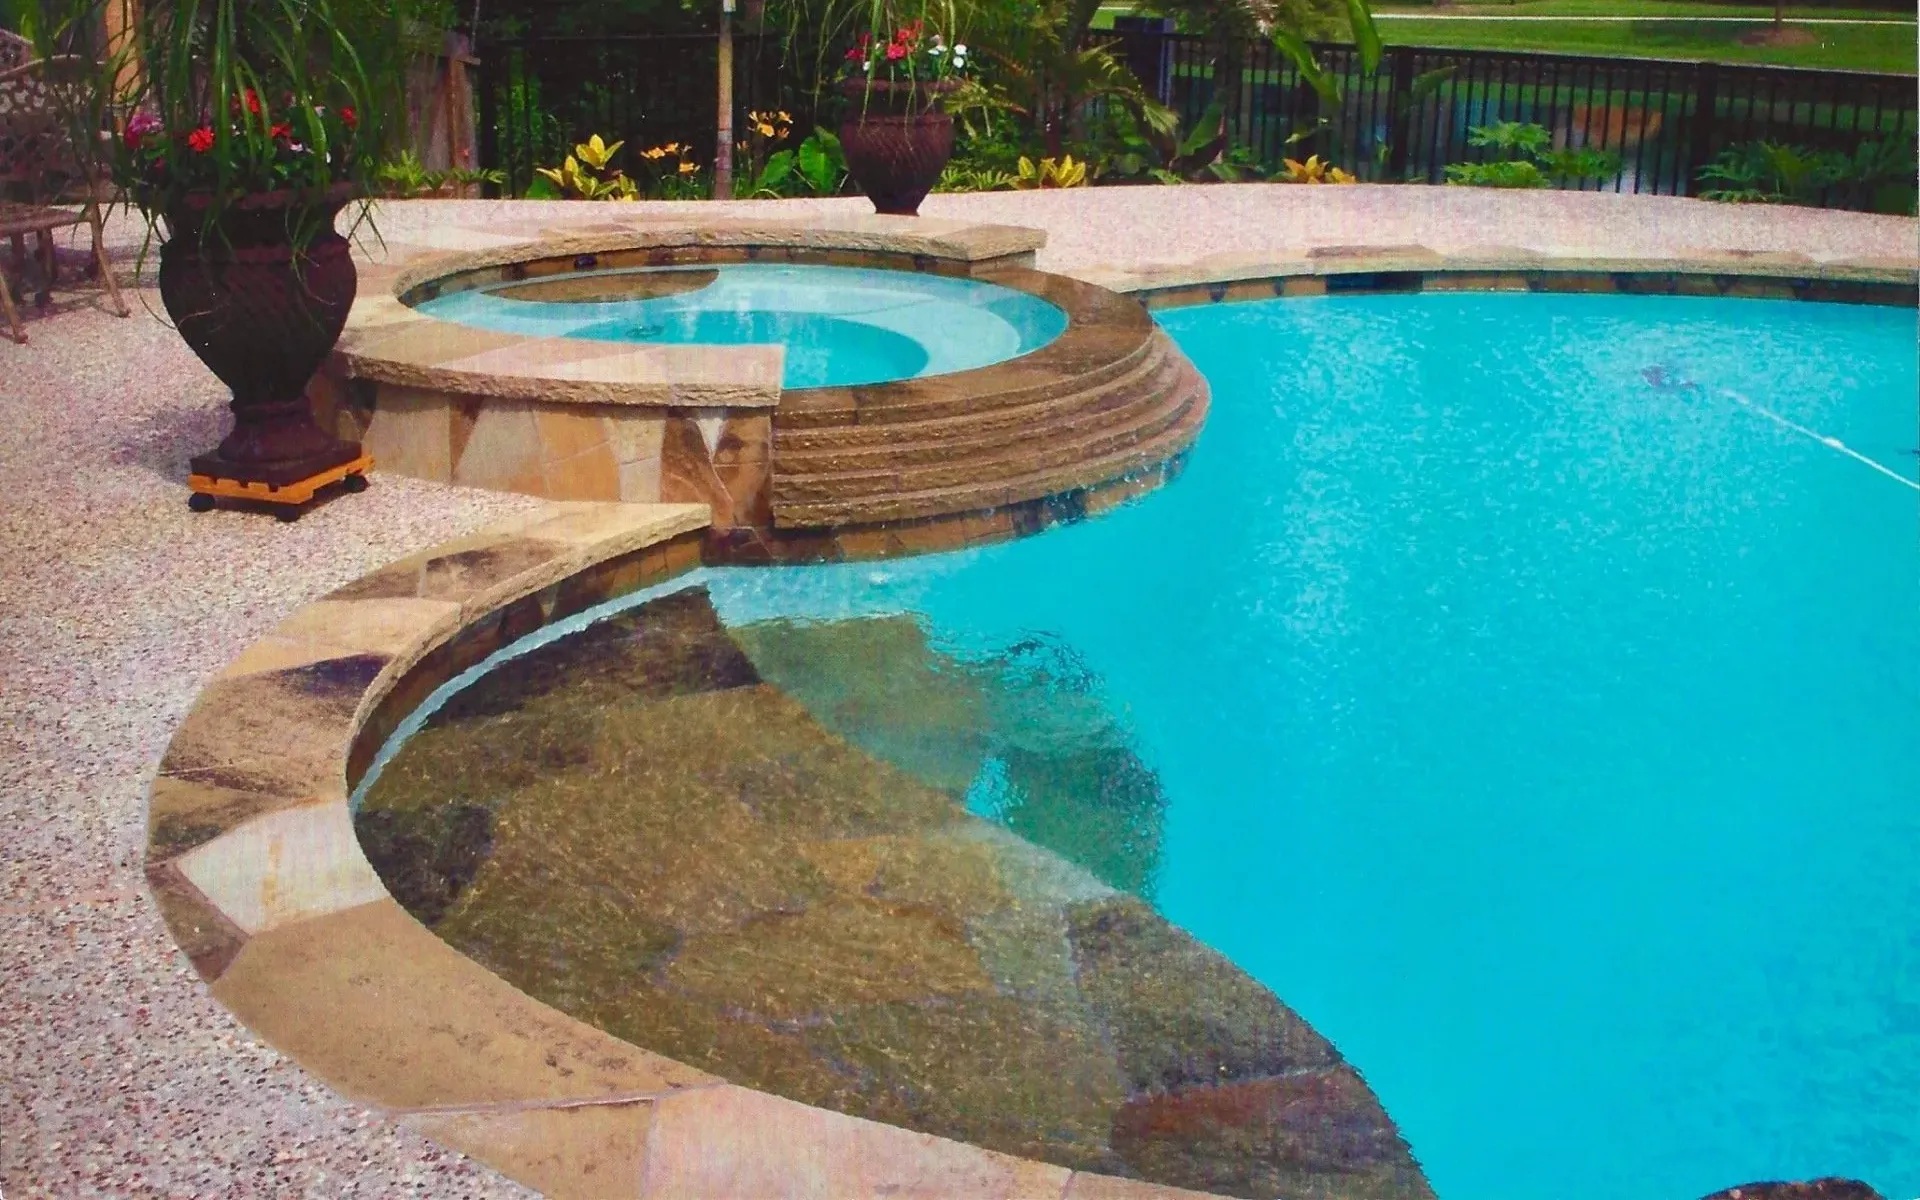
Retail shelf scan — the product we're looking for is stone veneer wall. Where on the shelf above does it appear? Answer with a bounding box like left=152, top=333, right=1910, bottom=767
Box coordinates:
left=312, top=377, right=776, bottom=531
left=318, top=221, right=1213, bottom=563
left=317, top=231, right=1055, bottom=544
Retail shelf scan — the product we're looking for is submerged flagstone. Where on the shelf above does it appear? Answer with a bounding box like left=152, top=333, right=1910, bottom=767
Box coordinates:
left=355, top=583, right=1434, bottom=1199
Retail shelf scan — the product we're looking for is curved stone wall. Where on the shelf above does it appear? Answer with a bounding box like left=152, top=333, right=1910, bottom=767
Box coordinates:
left=321, top=216, right=1209, bottom=564
left=144, top=499, right=1430, bottom=1200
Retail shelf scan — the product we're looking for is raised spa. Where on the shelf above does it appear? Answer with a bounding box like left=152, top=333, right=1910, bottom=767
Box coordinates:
left=414, top=262, right=1070, bottom=388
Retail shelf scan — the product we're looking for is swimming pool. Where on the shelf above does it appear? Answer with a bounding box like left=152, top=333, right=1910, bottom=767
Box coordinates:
left=696, top=291, right=1920, bottom=1197
left=357, top=288, right=1920, bottom=1197
left=415, top=262, right=1069, bottom=389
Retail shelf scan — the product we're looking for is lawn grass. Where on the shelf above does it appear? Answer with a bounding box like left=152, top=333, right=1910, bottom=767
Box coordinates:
left=1376, top=0, right=1911, bottom=19
left=1369, top=17, right=1916, bottom=72
left=1091, top=2, right=1917, bottom=73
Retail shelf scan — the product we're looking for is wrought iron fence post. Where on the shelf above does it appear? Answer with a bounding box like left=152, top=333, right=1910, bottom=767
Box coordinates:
left=477, top=41, right=500, bottom=197
left=1384, top=47, right=1415, bottom=181
left=1684, top=63, right=1719, bottom=197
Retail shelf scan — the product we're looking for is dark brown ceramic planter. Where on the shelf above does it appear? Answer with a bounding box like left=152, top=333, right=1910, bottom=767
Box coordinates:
left=159, top=184, right=363, bottom=486
left=837, top=77, right=957, bottom=217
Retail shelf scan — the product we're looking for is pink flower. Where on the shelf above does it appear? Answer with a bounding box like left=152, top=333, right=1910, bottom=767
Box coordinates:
left=187, top=126, right=214, bottom=153
left=885, top=42, right=905, bottom=60
left=123, top=111, right=161, bottom=149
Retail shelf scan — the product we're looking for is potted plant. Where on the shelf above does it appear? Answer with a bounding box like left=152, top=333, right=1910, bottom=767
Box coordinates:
left=75, top=0, right=403, bottom=503
left=838, top=11, right=969, bottom=216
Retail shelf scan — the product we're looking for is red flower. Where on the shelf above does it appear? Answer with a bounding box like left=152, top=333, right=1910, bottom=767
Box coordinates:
left=844, top=45, right=863, bottom=61
left=885, top=41, right=906, bottom=60
left=244, top=89, right=261, bottom=114
left=338, top=106, right=357, bottom=129
left=187, top=126, right=214, bottom=153
left=270, top=122, right=291, bottom=140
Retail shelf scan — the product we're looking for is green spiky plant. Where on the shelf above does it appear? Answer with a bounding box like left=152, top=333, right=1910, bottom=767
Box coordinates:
left=42, top=0, right=409, bottom=248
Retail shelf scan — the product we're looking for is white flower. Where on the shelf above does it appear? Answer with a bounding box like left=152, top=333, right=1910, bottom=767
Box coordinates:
left=954, top=43, right=966, bottom=55
left=952, top=54, right=966, bottom=68
left=861, top=60, right=870, bottom=71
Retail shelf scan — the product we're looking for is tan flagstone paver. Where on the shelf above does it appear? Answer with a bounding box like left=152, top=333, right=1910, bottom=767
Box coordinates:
left=404, top=1102, right=658, bottom=1200
left=211, top=898, right=719, bottom=1110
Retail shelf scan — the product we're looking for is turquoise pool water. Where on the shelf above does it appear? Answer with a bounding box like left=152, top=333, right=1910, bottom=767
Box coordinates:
left=416, top=263, right=1069, bottom=388
left=697, top=292, right=1920, bottom=1198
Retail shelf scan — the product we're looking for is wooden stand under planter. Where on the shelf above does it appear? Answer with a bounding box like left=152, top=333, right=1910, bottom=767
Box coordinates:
left=838, top=77, right=958, bottom=216
left=187, top=450, right=373, bottom=521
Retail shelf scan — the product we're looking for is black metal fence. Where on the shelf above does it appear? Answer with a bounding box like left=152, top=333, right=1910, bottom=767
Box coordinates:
left=477, top=33, right=819, bottom=195
left=1106, top=31, right=1917, bottom=200
left=477, top=30, right=1917, bottom=207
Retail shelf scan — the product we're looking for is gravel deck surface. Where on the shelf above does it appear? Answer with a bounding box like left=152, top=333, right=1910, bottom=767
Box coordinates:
left=1, top=186, right=1913, bottom=1198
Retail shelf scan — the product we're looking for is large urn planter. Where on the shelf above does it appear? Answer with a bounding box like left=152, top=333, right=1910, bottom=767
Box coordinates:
left=159, top=184, right=365, bottom=492
left=838, top=78, right=957, bottom=217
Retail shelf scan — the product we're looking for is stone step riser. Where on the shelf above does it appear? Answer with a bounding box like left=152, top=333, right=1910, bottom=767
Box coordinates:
left=775, top=397, right=1204, bottom=527
left=774, top=351, right=1182, bottom=477
left=774, top=370, right=1208, bottom=527
left=773, top=333, right=1161, bottom=435
left=773, top=381, right=1198, bottom=504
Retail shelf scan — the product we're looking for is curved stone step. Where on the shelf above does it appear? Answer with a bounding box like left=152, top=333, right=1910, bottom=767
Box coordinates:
left=773, top=369, right=1199, bottom=506
left=774, top=363, right=1208, bottom=528
left=774, top=341, right=1183, bottom=480
left=774, top=314, right=1160, bottom=434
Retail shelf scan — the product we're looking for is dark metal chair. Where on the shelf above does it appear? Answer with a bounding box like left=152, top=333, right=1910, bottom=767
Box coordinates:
left=0, top=52, right=129, bottom=343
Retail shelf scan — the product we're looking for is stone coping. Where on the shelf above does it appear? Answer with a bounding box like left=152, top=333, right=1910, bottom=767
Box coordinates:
left=144, top=499, right=1228, bottom=1200
left=334, top=216, right=1050, bottom=412
left=1071, top=245, right=1920, bottom=306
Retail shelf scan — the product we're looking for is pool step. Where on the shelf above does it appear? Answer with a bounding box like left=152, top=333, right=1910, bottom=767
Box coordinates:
left=772, top=350, right=1208, bottom=528
left=772, top=356, right=1196, bottom=505
left=773, top=338, right=1180, bottom=477
left=774, top=333, right=1167, bottom=454
left=773, top=293, right=1159, bottom=434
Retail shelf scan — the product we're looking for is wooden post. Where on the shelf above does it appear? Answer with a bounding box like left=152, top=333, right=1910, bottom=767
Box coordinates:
left=714, top=0, right=735, bottom=200
left=104, top=0, right=141, bottom=107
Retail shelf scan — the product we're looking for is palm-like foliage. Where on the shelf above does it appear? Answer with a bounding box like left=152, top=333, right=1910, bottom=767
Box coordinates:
left=40, top=0, right=409, bottom=243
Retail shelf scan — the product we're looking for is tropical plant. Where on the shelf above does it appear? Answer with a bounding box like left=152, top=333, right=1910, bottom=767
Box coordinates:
left=533, top=134, right=639, bottom=200
left=633, top=140, right=708, bottom=199
left=1444, top=158, right=1549, bottom=188
left=842, top=17, right=971, bottom=83
left=1269, top=0, right=1380, bottom=165
left=753, top=127, right=849, bottom=196
left=1840, top=137, right=1919, bottom=215
left=1445, top=121, right=1620, bottom=188
left=1012, top=153, right=1088, bottom=187
left=934, top=160, right=1017, bottom=191
left=735, top=108, right=795, bottom=194
left=770, top=0, right=970, bottom=106
left=975, top=0, right=1172, bottom=159
left=1097, top=98, right=1248, bottom=184
left=375, top=150, right=448, bottom=197
left=1277, top=154, right=1355, bottom=184
left=449, top=165, right=510, bottom=192
left=1696, top=140, right=1842, bottom=204
left=46, top=0, right=405, bottom=245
